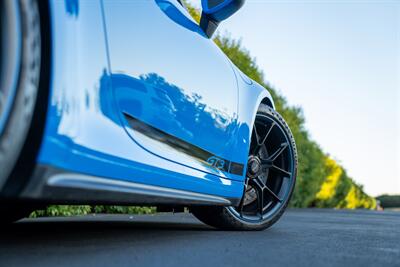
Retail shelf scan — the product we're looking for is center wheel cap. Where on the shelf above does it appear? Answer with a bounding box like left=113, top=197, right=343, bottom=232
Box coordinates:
left=247, top=156, right=261, bottom=178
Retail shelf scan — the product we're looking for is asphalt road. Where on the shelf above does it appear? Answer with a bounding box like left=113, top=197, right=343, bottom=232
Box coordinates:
left=0, top=209, right=399, bottom=267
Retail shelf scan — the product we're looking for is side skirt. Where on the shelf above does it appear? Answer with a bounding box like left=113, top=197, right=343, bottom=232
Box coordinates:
left=19, top=165, right=241, bottom=206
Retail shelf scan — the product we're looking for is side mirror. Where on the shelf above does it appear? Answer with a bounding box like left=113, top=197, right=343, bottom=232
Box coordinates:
left=200, top=0, right=245, bottom=38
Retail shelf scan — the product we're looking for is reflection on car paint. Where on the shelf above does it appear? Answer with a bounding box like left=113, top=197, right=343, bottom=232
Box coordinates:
left=98, top=71, right=245, bottom=175
left=155, top=0, right=205, bottom=36
left=123, top=112, right=244, bottom=175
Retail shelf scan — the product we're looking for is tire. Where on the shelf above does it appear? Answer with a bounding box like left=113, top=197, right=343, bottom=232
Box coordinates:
left=0, top=0, right=42, bottom=190
left=192, top=104, right=298, bottom=230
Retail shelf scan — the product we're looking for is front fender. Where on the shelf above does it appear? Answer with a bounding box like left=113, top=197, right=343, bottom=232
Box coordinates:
left=230, top=64, right=275, bottom=171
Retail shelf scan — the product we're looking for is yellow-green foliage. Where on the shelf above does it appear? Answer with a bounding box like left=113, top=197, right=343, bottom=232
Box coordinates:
left=316, top=157, right=342, bottom=201
left=337, top=185, right=376, bottom=209
left=313, top=157, right=376, bottom=209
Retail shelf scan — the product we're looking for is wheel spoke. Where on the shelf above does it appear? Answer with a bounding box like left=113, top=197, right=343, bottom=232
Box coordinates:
left=256, top=189, right=263, bottom=217
left=253, top=176, right=282, bottom=204
left=251, top=125, right=262, bottom=156
left=251, top=177, right=267, bottom=216
left=268, top=142, right=288, bottom=161
left=254, top=185, right=264, bottom=217
left=265, top=185, right=282, bottom=203
left=253, top=176, right=266, bottom=190
left=260, top=158, right=273, bottom=168
left=252, top=122, right=275, bottom=155
left=260, top=122, right=275, bottom=145
left=272, top=164, right=292, bottom=177
left=253, top=144, right=265, bottom=158
left=237, top=179, right=249, bottom=217
left=253, top=124, right=260, bottom=145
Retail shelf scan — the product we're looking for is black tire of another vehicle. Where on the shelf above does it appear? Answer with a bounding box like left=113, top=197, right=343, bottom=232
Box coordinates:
left=0, top=0, right=41, bottom=221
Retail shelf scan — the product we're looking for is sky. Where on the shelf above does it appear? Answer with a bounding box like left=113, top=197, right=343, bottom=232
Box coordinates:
left=189, top=0, right=400, bottom=196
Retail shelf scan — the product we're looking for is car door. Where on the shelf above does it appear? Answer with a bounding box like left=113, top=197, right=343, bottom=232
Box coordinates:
left=102, top=0, right=243, bottom=178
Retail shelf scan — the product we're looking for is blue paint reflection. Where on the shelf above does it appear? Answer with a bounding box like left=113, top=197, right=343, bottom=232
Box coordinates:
left=109, top=72, right=239, bottom=154
left=65, top=0, right=79, bottom=17
left=155, top=0, right=205, bottom=36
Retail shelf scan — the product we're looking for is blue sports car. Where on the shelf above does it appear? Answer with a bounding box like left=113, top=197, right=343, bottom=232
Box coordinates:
left=0, top=0, right=297, bottom=230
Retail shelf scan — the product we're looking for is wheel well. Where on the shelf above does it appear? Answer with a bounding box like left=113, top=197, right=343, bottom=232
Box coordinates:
left=1, top=0, right=51, bottom=197
left=261, top=97, right=274, bottom=109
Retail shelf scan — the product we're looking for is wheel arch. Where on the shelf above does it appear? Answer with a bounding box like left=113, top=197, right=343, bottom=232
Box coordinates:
left=232, top=73, right=276, bottom=175
left=261, top=97, right=274, bottom=109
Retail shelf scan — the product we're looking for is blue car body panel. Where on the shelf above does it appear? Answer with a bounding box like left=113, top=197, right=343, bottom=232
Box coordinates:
left=103, top=0, right=243, bottom=177
left=36, top=0, right=274, bottom=200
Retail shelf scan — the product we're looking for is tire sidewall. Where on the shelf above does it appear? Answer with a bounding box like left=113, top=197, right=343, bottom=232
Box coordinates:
left=0, top=0, right=41, bottom=189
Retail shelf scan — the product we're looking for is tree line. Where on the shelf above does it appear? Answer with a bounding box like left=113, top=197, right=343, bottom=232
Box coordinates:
left=187, top=2, right=376, bottom=210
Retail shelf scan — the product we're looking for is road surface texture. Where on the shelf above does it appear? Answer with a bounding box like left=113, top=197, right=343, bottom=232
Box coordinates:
left=0, top=209, right=399, bottom=267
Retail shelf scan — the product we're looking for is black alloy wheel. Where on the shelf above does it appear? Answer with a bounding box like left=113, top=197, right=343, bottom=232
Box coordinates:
left=192, top=104, right=297, bottom=230
left=227, top=108, right=296, bottom=223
